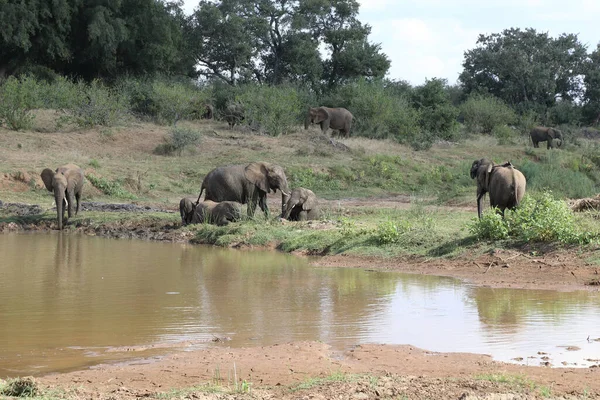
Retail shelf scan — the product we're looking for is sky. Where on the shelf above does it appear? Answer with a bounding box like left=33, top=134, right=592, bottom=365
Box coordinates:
left=181, top=0, right=600, bottom=85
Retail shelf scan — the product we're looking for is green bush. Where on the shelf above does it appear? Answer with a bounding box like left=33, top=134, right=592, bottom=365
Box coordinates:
left=469, top=193, right=598, bottom=244
left=324, top=79, right=421, bottom=142
left=0, top=76, right=37, bottom=130
left=493, top=124, right=517, bottom=145
left=411, top=78, right=460, bottom=140
left=150, top=80, right=208, bottom=124
left=519, top=159, right=596, bottom=199
left=508, top=193, right=592, bottom=244
left=461, top=94, right=517, bottom=134
left=236, top=84, right=302, bottom=136
left=66, top=80, right=129, bottom=127
left=468, top=210, right=509, bottom=240
left=154, top=126, right=201, bottom=156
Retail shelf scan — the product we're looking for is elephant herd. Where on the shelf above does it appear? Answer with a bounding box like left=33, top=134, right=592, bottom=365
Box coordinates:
left=38, top=124, right=567, bottom=230
left=179, top=162, right=320, bottom=226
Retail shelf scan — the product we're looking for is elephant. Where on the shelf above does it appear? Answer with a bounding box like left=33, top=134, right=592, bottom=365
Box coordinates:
left=190, top=200, right=242, bottom=226
left=223, top=102, right=245, bottom=129
left=179, top=197, right=196, bottom=226
left=196, top=162, right=290, bottom=218
left=530, top=126, right=563, bottom=149
left=470, top=159, right=526, bottom=219
left=281, top=187, right=320, bottom=221
left=304, top=106, right=353, bottom=138
left=41, top=164, right=84, bottom=230
left=202, top=104, right=214, bottom=120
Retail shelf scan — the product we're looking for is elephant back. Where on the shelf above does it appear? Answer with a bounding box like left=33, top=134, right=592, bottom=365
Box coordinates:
left=203, top=165, right=251, bottom=204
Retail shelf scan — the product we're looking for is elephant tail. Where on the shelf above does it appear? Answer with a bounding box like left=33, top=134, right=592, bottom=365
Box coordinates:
left=195, top=186, right=205, bottom=205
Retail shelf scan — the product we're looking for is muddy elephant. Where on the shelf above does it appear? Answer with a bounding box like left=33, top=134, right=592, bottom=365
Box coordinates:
left=281, top=187, right=320, bottom=221
left=196, top=162, right=290, bottom=218
left=179, top=197, right=196, bottom=226
left=470, top=159, right=526, bottom=219
left=222, top=102, right=244, bottom=129
left=530, top=126, right=563, bottom=149
left=41, top=164, right=85, bottom=230
left=305, top=106, right=353, bottom=138
left=190, top=200, right=242, bottom=226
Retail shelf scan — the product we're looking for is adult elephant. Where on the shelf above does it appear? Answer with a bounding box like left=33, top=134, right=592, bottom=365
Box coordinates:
left=196, top=162, right=290, bottom=218
left=530, top=126, right=563, bottom=149
left=305, top=106, right=353, bottom=138
left=281, top=187, right=320, bottom=221
left=41, top=164, right=84, bottom=230
left=470, top=159, right=526, bottom=219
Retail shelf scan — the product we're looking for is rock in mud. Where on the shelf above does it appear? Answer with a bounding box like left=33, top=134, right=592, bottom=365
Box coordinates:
left=0, top=202, right=44, bottom=216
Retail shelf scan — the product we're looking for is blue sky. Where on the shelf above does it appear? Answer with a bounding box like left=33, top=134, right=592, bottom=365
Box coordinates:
left=182, top=0, right=600, bottom=85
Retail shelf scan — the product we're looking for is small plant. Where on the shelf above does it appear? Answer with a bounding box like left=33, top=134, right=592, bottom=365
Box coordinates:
left=154, top=126, right=201, bottom=156
left=0, top=76, right=36, bottom=130
left=88, top=159, right=101, bottom=169
left=86, top=174, right=136, bottom=199
left=374, top=220, right=405, bottom=244
left=0, top=377, right=39, bottom=397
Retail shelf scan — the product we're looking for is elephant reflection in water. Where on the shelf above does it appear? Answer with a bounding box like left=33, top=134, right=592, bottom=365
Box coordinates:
left=53, top=233, right=84, bottom=282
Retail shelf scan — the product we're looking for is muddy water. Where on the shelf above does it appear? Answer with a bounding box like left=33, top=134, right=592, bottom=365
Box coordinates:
left=1, top=233, right=599, bottom=377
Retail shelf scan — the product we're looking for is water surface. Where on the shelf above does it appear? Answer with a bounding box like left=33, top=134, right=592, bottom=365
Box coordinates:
left=0, top=233, right=599, bottom=376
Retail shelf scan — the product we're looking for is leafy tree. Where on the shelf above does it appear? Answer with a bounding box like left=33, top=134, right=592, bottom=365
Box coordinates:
left=583, top=44, right=600, bottom=125
left=0, top=0, right=73, bottom=77
left=411, top=78, right=459, bottom=138
left=460, top=28, right=587, bottom=114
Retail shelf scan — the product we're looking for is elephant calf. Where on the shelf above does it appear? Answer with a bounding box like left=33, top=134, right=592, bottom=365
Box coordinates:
left=470, top=159, right=526, bottom=219
left=281, top=187, right=320, bottom=221
left=192, top=200, right=242, bottom=226
left=530, top=126, right=563, bottom=149
left=179, top=197, right=197, bottom=226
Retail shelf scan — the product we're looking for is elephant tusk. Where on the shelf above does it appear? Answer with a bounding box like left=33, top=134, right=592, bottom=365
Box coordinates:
left=281, top=190, right=291, bottom=197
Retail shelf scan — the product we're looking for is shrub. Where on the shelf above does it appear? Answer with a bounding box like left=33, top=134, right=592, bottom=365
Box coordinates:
left=236, top=84, right=302, bottom=136
left=66, top=80, right=129, bottom=127
left=469, top=192, right=598, bottom=244
left=155, top=126, right=201, bottom=156
left=461, top=94, right=517, bottom=134
left=519, top=159, right=596, bottom=199
left=468, top=210, right=509, bottom=240
left=411, top=78, right=460, bottom=140
left=86, top=174, right=136, bottom=199
left=150, top=80, right=208, bottom=124
left=324, top=79, right=421, bottom=142
left=0, top=76, right=37, bottom=130
left=493, top=124, right=517, bottom=145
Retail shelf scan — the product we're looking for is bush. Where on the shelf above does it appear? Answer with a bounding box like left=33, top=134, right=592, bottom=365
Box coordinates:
left=66, top=80, right=129, bottom=127
left=86, top=174, right=136, bottom=199
left=468, top=209, right=509, bottom=240
left=493, top=124, right=517, bottom=145
left=461, top=94, right=517, bottom=134
left=0, top=76, right=37, bottom=130
left=519, top=159, right=596, bottom=199
left=236, top=84, right=302, bottom=136
left=154, top=126, right=201, bottom=156
left=324, top=79, right=421, bottom=142
left=411, top=78, right=460, bottom=140
left=469, top=192, right=598, bottom=244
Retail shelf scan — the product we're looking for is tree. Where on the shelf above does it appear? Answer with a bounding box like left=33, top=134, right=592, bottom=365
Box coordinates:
left=186, top=0, right=389, bottom=87
left=0, top=0, right=73, bottom=77
left=411, top=78, right=458, bottom=137
left=583, top=44, right=600, bottom=125
left=459, top=28, right=587, bottom=114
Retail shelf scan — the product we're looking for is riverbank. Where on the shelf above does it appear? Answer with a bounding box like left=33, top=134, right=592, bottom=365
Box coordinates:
left=13, top=341, right=599, bottom=399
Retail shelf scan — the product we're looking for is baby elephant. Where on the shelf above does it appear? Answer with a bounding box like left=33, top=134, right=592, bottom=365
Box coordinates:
left=179, top=197, right=197, bottom=226
left=281, top=187, right=320, bottom=221
left=192, top=200, right=242, bottom=226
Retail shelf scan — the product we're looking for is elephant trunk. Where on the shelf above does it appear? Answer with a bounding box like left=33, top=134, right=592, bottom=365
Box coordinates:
left=55, top=190, right=64, bottom=230
left=280, top=181, right=291, bottom=216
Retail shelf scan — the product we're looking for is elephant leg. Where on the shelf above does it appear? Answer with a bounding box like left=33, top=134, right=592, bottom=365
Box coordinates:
left=476, top=193, right=484, bottom=219
left=75, top=192, right=81, bottom=215
left=298, top=211, right=308, bottom=221
left=547, top=140, right=551, bottom=150
left=259, top=195, right=269, bottom=216
left=247, top=198, right=257, bottom=218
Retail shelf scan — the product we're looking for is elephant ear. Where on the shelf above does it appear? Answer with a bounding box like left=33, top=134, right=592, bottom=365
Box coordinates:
left=317, top=107, right=329, bottom=123
left=470, top=160, right=480, bottom=179
left=41, top=168, right=55, bottom=192
left=302, top=190, right=317, bottom=210
left=245, top=162, right=270, bottom=193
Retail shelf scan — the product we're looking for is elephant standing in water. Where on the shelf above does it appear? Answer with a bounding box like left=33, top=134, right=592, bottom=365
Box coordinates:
left=530, top=126, right=563, bottom=149
left=305, top=106, right=353, bottom=138
left=196, top=162, right=290, bottom=218
left=41, top=164, right=85, bottom=230
left=281, top=187, right=320, bottom=221
left=470, top=159, right=526, bottom=219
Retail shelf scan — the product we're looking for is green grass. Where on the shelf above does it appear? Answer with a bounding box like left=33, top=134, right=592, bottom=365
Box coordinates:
left=290, top=371, right=356, bottom=392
